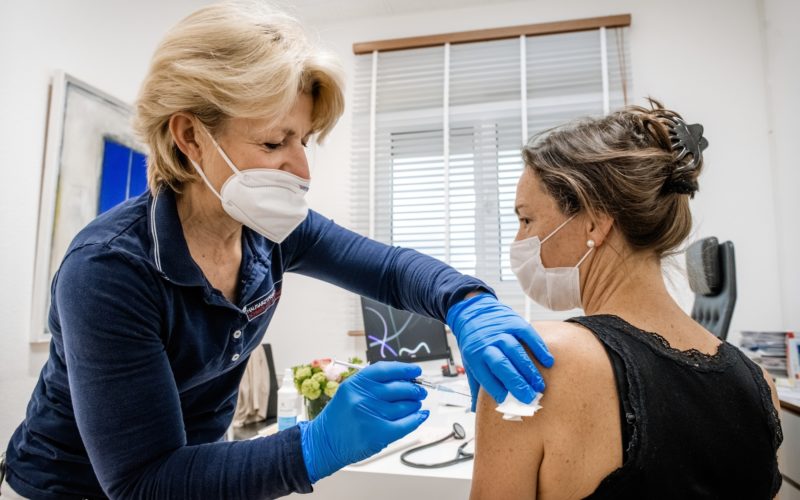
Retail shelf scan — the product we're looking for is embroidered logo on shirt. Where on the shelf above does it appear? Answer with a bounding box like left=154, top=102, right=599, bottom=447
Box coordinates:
left=243, top=286, right=282, bottom=321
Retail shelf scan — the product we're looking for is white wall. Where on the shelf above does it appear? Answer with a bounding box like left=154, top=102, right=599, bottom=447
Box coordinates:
left=762, top=0, right=800, bottom=329
left=0, top=0, right=792, bottom=446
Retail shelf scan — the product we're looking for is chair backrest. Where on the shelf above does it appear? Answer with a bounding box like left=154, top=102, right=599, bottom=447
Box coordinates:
left=686, top=237, right=737, bottom=340
left=262, top=343, right=278, bottom=423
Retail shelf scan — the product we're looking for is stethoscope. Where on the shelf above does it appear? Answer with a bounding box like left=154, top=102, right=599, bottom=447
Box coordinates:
left=400, top=422, right=474, bottom=469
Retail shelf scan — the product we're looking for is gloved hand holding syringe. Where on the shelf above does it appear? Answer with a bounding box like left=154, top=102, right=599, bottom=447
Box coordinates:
left=333, top=360, right=472, bottom=398
left=334, top=359, right=541, bottom=422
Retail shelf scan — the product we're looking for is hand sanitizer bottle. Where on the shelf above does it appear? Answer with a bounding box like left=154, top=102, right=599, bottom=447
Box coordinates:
left=277, top=368, right=299, bottom=431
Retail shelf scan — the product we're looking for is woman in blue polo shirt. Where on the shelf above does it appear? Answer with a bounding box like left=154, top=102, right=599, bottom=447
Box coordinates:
left=1, top=3, right=553, bottom=499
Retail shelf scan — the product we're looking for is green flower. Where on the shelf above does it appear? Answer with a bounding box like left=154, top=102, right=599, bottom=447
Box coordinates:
left=301, top=378, right=322, bottom=400
left=295, top=366, right=312, bottom=381
left=311, top=372, right=328, bottom=386
left=323, top=380, right=339, bottom=398
left=294, top=366, right=313, bottom=391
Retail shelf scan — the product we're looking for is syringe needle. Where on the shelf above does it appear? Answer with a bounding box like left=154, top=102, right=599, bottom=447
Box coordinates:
left=333, top=360, right=472, bottom=398
left=414, top=378, right=472, bottom=398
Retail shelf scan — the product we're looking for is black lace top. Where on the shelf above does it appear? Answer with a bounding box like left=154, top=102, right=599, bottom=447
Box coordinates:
left=567, top=315, right=783, bottom=500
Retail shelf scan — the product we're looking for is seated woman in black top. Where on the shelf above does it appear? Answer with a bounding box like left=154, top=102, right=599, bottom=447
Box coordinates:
left=470, top=100, right=782, bottom=500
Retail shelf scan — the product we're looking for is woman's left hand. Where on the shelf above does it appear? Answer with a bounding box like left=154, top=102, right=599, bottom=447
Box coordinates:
left=446, top=293, right=554, bottom=411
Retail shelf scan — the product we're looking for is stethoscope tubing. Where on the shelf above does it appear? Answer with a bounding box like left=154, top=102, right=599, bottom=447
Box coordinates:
left=400, top=424, right=474, bottom=469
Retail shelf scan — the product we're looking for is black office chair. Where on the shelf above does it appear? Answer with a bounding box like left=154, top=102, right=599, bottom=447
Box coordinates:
left=685, top=237, right=737, bottom=340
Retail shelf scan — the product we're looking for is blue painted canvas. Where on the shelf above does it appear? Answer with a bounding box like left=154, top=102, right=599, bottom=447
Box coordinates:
left=98, top=138, right=147, bottom=214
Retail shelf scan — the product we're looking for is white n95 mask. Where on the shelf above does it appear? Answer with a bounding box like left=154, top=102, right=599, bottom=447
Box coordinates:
left=509, top=215, right=594, bottom=311
left=189, top=128, right=310, bottom=244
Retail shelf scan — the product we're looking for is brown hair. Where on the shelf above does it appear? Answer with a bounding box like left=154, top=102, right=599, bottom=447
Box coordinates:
left=522, top=99, right=704, bottom=257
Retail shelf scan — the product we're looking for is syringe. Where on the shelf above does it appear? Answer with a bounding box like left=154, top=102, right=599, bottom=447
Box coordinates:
left=332, top=359, right=472, bottom=398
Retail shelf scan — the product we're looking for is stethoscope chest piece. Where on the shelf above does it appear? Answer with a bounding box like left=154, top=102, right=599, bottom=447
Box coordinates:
left=400, top=423, right=474, bottom=469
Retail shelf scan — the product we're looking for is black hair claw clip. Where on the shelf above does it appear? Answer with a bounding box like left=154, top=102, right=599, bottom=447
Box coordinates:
left=668, top=118, right=709, bottom=173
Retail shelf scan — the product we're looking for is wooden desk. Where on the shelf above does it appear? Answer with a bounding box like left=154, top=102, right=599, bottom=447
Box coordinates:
left=782, top=398, right=800, bottom=416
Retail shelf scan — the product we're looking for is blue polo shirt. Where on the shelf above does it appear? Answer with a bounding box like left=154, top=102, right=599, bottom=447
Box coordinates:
left=5, top=189, right=488, bottom=499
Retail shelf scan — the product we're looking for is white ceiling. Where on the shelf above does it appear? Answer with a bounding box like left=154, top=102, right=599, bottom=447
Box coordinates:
left=274, top=0, right=521, bottom=25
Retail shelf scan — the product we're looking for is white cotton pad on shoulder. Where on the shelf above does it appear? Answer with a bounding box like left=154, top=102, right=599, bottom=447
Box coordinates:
left=495, top=392, right=543, bottom=422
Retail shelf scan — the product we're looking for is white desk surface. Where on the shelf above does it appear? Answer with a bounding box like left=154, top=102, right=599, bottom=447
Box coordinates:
left=344, top=395, right=475, bottom=481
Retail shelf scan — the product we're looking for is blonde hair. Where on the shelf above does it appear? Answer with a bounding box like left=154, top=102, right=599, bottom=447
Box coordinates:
left=133, top=1, right=345, bottom=194
left=523, top=99, right=705, bottom=258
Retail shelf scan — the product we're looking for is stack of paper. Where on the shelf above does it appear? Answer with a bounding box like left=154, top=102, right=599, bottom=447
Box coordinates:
left=740, top=330, right=793, bottom=378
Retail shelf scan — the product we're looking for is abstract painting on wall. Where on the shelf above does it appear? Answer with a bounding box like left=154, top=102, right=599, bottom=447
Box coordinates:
left=30, top=71, right=147, bottom=342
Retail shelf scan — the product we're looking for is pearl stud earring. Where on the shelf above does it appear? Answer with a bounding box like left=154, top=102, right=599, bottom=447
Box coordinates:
left=587, top=239, right=596, bottom=248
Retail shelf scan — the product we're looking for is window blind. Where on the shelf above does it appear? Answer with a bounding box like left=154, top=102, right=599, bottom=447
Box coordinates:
left=350, top=27, right=631, bottom=325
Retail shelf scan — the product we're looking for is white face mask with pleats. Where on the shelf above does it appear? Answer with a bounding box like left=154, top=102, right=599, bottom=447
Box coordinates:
left=189, top=127, right=310, bottom=244
left=509, top=215, right=595, bottom=311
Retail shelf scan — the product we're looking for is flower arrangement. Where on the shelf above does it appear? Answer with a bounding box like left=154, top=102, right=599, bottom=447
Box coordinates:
left=292, top=357, right=363, bottom=419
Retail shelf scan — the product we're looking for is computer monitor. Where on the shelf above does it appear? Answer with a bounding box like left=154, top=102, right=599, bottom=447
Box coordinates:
left=360, top=296, right=452, bottom=364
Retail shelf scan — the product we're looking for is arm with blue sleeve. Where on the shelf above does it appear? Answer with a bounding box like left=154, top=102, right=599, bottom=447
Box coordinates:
left=56, top=245, right=312, bottom=499
left=282, top=211, right=554, bottom=408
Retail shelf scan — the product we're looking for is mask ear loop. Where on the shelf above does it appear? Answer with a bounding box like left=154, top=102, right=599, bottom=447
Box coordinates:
left=201, top=127, right=243, bottom=176
left=540, top=215, right=596, bottom=268
left=188, top=122, right=241, bottom=202
left=541, top=214, right=577, bottom=244
left=189, top=158, right=224, bottom=202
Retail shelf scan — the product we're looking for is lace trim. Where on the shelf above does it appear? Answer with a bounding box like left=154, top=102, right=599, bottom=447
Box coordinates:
left=731, top=347, right=784, bottom=496
left=575, top=314, right=738, bottom=372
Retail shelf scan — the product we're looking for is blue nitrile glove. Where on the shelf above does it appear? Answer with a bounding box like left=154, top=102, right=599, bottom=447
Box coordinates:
left=446, top=293, right=554, bottom=411
left=298, top=361, right=429, bottom=483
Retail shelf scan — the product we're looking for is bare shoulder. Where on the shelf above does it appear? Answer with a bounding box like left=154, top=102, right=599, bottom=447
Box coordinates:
left=530, top=320, right=604, bottom=354
left=534, top=320, right=624, bottom=499
left=526, top=320, right=616, bottom=425
left=530, top=320, right=612, bottom=387
left=471, top=320, right=622, bottom=500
